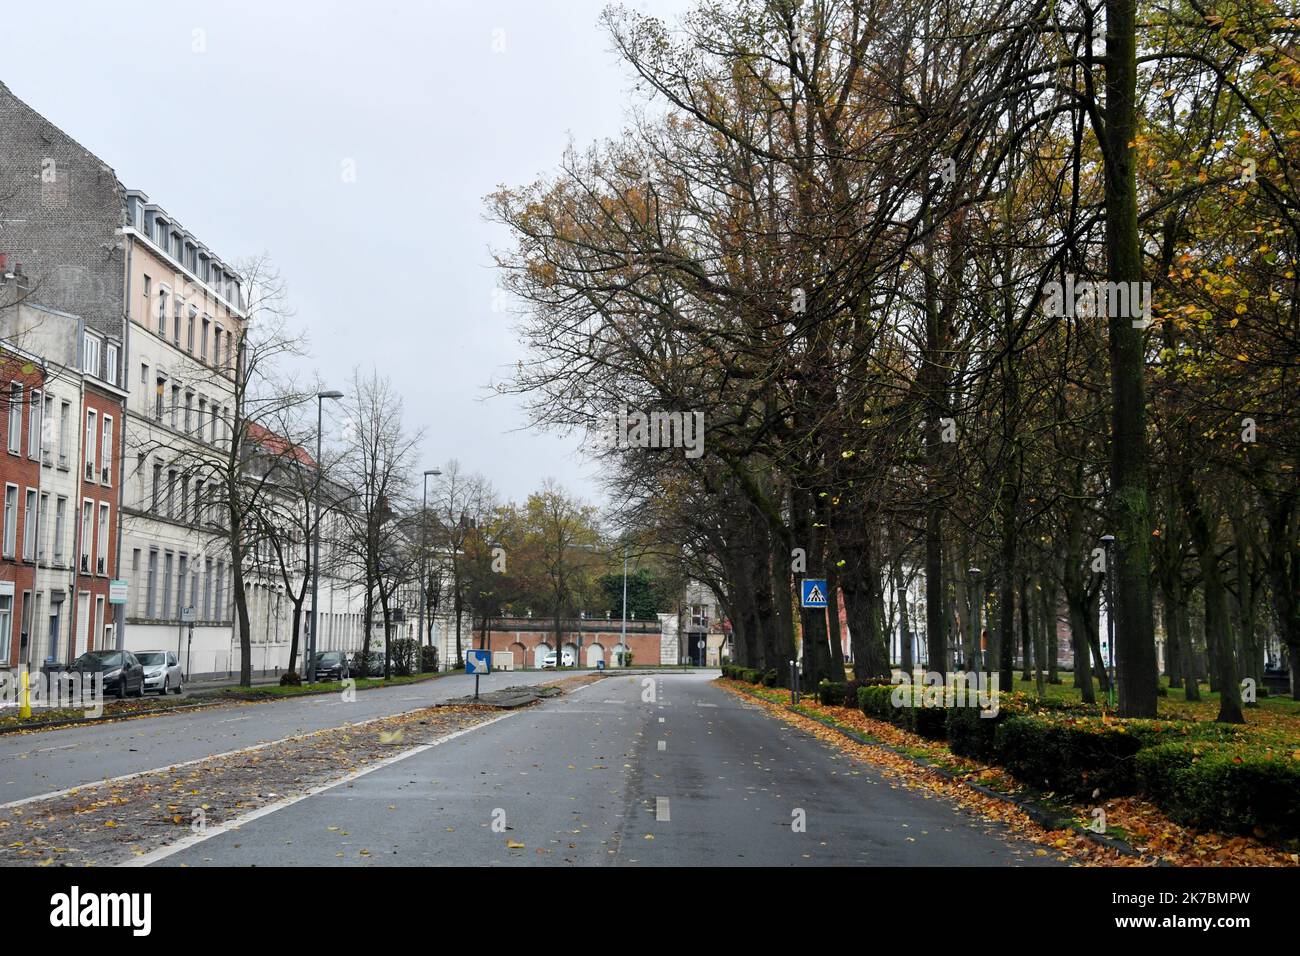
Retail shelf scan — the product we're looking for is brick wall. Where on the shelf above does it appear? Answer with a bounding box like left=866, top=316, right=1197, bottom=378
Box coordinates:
left=0, top=82, right=126, bottom=342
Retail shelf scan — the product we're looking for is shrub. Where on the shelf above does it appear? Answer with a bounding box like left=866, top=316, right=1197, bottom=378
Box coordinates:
left=761, top=668, right=779, bottom=687
left=858, top=685, right=895, bottom=721
left=1136, top=743, right=1300, bottom=839
left=420, top=645, right=439, bottom=673
left=279, top=671, right=302, bottom=687
left=992, top=714, right=1240, bottom=799
left=389, top=638, right=419, bottom=677
left=818, top=680, right=849, bottom=706
left=995, top=715, right=1144, bottom=798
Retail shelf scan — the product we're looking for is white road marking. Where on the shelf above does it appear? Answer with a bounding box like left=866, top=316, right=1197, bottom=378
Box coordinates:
left=655, top=796, right=670, bottom=822
left=657, top=740, right=666, bottom=752
left=121, top=711, right=521, bottom=868
left=218, top=716, right=254, bottom=724
left=32, top=743, right=78, bottom=754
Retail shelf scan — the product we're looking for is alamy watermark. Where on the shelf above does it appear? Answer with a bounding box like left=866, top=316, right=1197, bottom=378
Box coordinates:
left=1042, top=274, right=1152, bottom=329
left=0, top=669, right=104, bottom=718
left=596, top=404, right=705, bottom=459
left=892, top=670, right=1000, bottom=717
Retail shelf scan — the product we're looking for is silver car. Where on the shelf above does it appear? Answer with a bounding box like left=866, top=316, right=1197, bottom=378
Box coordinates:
left=136, top=650, right=184, bottom=695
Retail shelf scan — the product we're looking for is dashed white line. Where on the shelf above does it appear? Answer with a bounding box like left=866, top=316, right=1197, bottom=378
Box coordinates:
left=655, top=796, right=670, bottom=822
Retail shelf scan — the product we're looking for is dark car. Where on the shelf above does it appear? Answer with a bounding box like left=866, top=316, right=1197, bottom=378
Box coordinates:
left=313, top=651, right=350, bottom=681
left=67, top=650, right=146, bottom=699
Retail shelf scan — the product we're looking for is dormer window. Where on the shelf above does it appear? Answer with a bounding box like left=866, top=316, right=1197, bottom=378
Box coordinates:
left=82, top=333, right=101, bottom=377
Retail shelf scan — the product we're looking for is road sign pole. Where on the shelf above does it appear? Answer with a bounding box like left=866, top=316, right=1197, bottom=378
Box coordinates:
left=475, top=673, right=480, bottom=701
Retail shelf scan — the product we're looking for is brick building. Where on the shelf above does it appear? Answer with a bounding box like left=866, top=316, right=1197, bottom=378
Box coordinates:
left=478, top=616, right=668, bottom=669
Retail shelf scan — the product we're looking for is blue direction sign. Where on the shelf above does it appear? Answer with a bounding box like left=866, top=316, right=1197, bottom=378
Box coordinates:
left=800, top=578, right=829, bottom=608
left=466, top=649, right=492, bottom=675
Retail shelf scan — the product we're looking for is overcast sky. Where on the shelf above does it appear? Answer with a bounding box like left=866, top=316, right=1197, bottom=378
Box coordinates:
left=1, top=0, right=691, bottom=506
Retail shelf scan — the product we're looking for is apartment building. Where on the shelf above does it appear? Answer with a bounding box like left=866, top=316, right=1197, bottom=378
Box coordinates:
left=117, top=191, right=245, bottom=672
left=0, top=283, right=127, bottom=672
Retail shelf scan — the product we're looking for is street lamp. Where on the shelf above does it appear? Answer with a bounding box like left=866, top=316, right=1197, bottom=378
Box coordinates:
left=307, top=389, right=344, bottom=683
left=968, top=567, right=982, bottom=671
left=1100, top=534, right=1117, bottom=709
left=418, top=468, right=442, bottom=668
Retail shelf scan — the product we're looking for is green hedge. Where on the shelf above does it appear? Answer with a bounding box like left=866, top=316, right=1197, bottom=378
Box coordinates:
left=994, top=715, right=1246, bottom=800
left=1136, top=743, right=1300, bottom=839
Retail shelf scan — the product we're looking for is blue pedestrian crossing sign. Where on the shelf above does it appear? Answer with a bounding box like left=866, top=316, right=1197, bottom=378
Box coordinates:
left=800, top=579, right=829, bottom=608
left=466, top=650, right=491, bottom=675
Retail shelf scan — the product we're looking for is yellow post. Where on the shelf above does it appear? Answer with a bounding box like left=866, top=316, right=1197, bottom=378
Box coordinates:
left=19, top=667, right=31, bottom=719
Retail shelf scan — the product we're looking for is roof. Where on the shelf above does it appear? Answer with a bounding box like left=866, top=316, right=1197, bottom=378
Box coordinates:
left=245, top=421, right=315, bottom=468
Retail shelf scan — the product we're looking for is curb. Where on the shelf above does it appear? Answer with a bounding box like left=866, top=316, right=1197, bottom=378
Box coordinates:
left=0, top=671, right=453, bottom=736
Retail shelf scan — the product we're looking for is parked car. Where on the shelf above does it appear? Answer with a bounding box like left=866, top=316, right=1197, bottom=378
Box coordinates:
left=66, top=650, right=146, bottom=699
left=312, top=651, right=350, bottom=681
left=540, top=649, right=576, bottom=669
left=136, top=650, right=184, bottom=695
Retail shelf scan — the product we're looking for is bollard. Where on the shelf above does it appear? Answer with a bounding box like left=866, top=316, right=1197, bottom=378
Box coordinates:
left=19, top=667, right=31, bottom=719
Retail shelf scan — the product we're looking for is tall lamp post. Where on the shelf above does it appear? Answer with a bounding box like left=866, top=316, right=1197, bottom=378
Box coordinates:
left=619, top=548, right=628, bottom=666
left=1100, top=534, right=1117, bottom=709
left=418, top=468, right=441, bottom=667
left=307, top=389, right=344, bottom=683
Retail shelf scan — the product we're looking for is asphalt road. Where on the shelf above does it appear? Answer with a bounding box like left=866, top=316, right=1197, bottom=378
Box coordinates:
left=0, top=669, right=573, bottom=805
left=149, top=672, right=1060, bottom=866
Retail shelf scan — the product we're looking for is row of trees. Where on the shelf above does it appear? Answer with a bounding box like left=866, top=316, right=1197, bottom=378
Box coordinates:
left=155, top=264, right=676, bottom=684
left=492, top=0, right=1300, bottom=718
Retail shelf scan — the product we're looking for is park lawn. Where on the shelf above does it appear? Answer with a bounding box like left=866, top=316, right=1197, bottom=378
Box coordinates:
left=1005, top=676, right=1300, bottom=745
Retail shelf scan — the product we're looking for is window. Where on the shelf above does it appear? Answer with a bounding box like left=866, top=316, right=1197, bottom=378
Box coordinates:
left=201, top=317, right=210, bottom=359
left=184, top=393, right=193, bottom=433
left=84, top=409, right=97, bottom=481
left=193, top=480, right=204, bottom=524
left=173, top=297, right=182, bottom=344
left=152, top=462, right=162, bottom=509
left=158, top=289, right=168, bottom=335
left=23, top=489, right=35, bottom=560
left=170, top=385, right=179, bottom=429
left=53, top=497, right=66, bottom=563
left=197, top=398, right=207, bottom=441
left=154, top=376, right=165, bottom=421
left=146, top=549, right=158, bottom=618
left=97, top=503, right=109, bottom=575
left=190, top=563, right=199, bottom=612
left=135, top=453, right=146, bottom=505
left=8, top=383, right=22, bottom=454
left=58, top=402, right=70, bottom=467
left=101, top=416, right=113, bottom=484
left=79, top=500, right=92, bottom=572
left=82, top=333, right=101, bottom=377
left=202, top=557, right=212, bottom=619
left=28, top=390, right=41, bottom=459
left=105, top=344, right=118, bottom=387
left=0, top=596, right=11, bottom=663
left=214, top=327, right=223, bottom=369
left=3, top=485, right=16, bottom=557
left=187, top=308, right=196, bottom=352
left=177, top=555, right=188, bottom=616
left=215, top=561, right=225, bottom=621
left=37, top=492, right=48, bottom=561
left=181, top=478, right=190, bottom=521
left=41, top=394, right=53, bottom=464
left=142, top=275, right=151, bottom=318
left=167, top=469, right=177, bottom=519
left=162, top=552, right=173, bottom=618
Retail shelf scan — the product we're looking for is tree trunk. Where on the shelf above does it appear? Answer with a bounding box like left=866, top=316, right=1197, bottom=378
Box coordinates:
left=1099, top=0, right=1159, bottom=717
